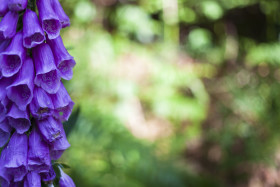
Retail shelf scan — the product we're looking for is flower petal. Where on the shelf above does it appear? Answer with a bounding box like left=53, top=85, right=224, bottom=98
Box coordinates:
left=0, top=11, right=18, bottom=39
left=6, top=57, right=34, bottom=110
left=51, top=83, right=74, bottom=122
left=29, top=86, right=54, bottom=119
left=0, top=32, right=26, bottom=77
left=23, top=9, right=45, bottom=48
left=6, top=104, right=31, bottom=134
left=32, top=43, right=60, bottom=94
left=36, top=116, right=62, bottom=143
left=8, top=0, right=27, bottom=11
left=47, top=36, right=75, bottom=80
left=36, top=0, right=61, bottom=39
left=28, top=127, right=51, bottom=173
left=4, top=133, right=28, bottom=182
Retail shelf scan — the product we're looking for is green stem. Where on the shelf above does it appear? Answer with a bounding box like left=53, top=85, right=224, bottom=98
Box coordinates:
left=28, top=0, right=36, bottom=11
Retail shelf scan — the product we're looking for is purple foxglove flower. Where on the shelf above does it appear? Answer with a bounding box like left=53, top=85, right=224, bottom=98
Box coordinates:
left=32, top=43, right=61, bottom=94
left=47, top=36, right=76, bottom=80
left=8, top=0, right=27, bottom=11
left=0, top=119, right=12, bottom=147
left=6, top=57, right=34, bottom=111
left=29, top=86, right=54, bottom=119
left=36, top=0, right=61, bottom=39
left=6, top=104, right=31, bottom=134
left=37, top=116, right=62, bottom=143
left=23, top=9, right=45, bottom=48
left=41, top=166, right=56, bottom=182
left=59, top=168, right=75, bottom=187
left=24, top=172, right=41, bottom=187
left=51, top=83, right=74, bottom=122
left=0, top=11, right=18, bottom=40
left=50, top=0, right=70, bottom=28
left=0, top=32, right=26, bottom=77
left=28, top=127, right=51, bottom=173
left=4, top=133, right=28, bottom=182
left=0, top=0, right=8, bottom=17
left=50, top=122, right=70, bottom=160
left=0, top=77, right=14, bottom=121
left=0, top=148, right=11, bottom=187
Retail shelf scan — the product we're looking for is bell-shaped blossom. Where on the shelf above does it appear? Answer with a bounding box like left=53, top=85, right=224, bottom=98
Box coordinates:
left=50, top=122, right=70, bottom=160
left=6, top=104, right=31, bottom=134
left=0, top=77, right=14, bottom=121
left=29, top=86, right=54, bottom=119
left=23, top=173, right=39, bottom=187
left=41, top=166, right=55, bottom=182
left=50, top=0, right=70, bottom=28
left=24, top=172, right=41, bottom=187
left=36, top=0, right=61, bottom=39
left=37, top=116, right=62, bottom=143
left=32, top=43, right=61, bottom=94
left=0, top=32, right=26, bottom=77
left=0, top=0, right=8, bottom=17
left=47, top=36, right=76, bottom=80
left=0, top=11, right=18, bottom=40
left=59, top=168, right=75, bottom=187
left=0, top=140, right=12, bottom=187
left=51, top=83, right=74, bottom=122
left=8, top=0, right=27, bottom=12
left=23, top=9, right=45, bottom=48
left=4, top=133, right=28, bottom=182
left=0, top=119, right=12, bottom=147
left=28, top=127, right=51, bottom=173
left=6, top=57, right=34, bottom=111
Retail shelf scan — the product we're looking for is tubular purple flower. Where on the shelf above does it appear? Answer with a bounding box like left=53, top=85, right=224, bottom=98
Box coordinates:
left=51, top=83, right=74, bottom=122
left=8, top=0, right=27, bottom=11
left=0, top=77, right=14, bottom=121
left=41, top=166, right=56, bottom=182
left=36, top=0, right=61, bottom=39
left=50, top=0, right=70, bottom=28
left=0, top=32, right=26, bottom=77
left=0, top=11, right=18, bottom=40
left=23, top=9, right=45, bottom=48
left=59, top=168, right=75, bottom=187
left=47, top=36, right=76, bottom=80
left=32, top=43, right=61, bottom=94
left=6, top=57, right=34, bottom=111
left=6, top=104, right=31, bottom=134
left=36, top=116, right=62, bottom=143
left=24, top=172, right=41, bottom=187
left=50, top=122, right=70, bottom=160
left=4, top=133, right=28, bottom=182
left=0, top=119, right=12, bottom=147
left=0, top=0, right=8, bottom=17
left=29, top=86, right=54, bottom=119
left=0, top=146, right=11, bottom=186
left=28, top=127, right=51, bottom=173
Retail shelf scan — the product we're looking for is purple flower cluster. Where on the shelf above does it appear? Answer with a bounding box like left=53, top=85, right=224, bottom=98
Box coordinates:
left=0, top=0, right=76, bottom=186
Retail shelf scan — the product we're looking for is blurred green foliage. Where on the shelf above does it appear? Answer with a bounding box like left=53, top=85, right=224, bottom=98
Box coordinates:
left=59, top=0, right=280, bottom=186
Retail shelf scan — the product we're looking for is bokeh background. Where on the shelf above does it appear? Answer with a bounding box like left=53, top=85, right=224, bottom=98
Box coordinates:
left=59, top=0, right=280, bottom=186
